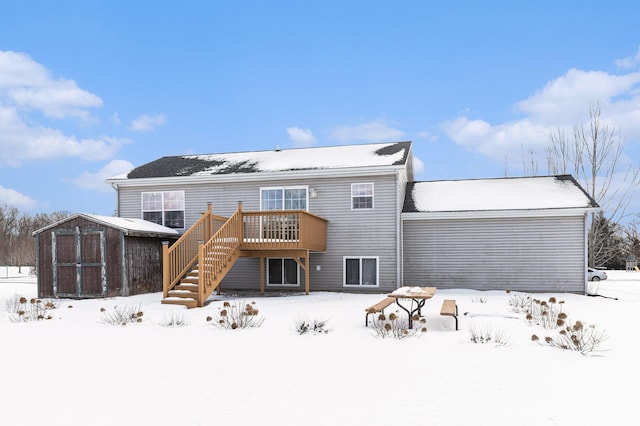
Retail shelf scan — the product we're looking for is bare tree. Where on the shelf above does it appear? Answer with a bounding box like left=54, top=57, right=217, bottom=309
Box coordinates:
left=546, top=104, right=640, bottom=267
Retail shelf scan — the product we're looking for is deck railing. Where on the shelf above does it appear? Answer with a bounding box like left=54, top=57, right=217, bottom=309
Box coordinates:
left=241, top=210, right=327, bottom=252
left=162, top=204, right=227, bottom=297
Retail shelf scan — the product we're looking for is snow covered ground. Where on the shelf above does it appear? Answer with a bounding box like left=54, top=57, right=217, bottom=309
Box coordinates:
left=1, top=267, right=639, bottom=425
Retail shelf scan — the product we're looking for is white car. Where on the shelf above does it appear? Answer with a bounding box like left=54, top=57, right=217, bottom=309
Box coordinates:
left=588, top=267, right=607, bottom=281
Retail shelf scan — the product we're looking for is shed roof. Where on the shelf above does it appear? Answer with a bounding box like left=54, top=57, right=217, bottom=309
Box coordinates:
left=114, top=141, right=412, bottom=180
left=403, top=175, right=599, bottom=214
left=33, top=213, right=180, bottom=238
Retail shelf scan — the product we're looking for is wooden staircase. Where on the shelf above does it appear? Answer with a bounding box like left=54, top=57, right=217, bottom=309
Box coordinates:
left=161, top=204, right=242, bottom=308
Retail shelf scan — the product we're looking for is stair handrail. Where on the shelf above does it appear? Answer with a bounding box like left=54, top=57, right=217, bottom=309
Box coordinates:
left=197, top=204, right=243, bottom=305
left=162, top=204, right=227, bottom=298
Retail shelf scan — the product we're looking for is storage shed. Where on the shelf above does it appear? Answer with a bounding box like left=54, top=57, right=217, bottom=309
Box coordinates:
left=34, top=213, right=179, bottom=299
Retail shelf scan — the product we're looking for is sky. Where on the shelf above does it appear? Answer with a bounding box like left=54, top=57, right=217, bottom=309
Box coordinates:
left=1, top=1, right=640, bottom=217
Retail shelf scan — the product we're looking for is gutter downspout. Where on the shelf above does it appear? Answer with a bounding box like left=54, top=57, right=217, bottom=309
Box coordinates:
left=396, top=169, right=402, bottom=290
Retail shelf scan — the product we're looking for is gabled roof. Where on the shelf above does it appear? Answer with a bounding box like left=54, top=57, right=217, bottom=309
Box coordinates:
left=33, top=213, right=180, bottom=238
left=403, top=175, right=599, bottom=216
left=115, top=141, right=411, bottom=180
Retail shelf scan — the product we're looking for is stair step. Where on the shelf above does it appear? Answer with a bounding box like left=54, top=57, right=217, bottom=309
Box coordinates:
left=162, top=298, right=198, bottom=309
left=167, top=289, right=198, bottom=298
left=175, top=283, right=198, bottom=290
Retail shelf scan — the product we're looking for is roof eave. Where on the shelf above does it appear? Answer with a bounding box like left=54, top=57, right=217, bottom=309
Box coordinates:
left=106, top=164, right=407, bottom=188
left=402, top=206, right=601, bottom=220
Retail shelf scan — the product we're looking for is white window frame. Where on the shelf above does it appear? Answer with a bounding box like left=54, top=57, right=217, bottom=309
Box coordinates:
left=260, top=186, right=309, bottom=211
left=141, top=190, right=185, bottom=229
left=266, top=258, right=301, bottom=287
left=351, top=183, right=374, bottom=210
left=343, top=256, right=379, bottom=288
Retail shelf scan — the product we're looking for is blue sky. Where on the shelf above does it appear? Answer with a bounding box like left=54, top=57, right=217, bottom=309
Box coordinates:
left=1, top=1, right=640, bottom=217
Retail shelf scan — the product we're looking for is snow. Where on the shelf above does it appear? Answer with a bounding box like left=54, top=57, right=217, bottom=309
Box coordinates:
left=2, top=266, right=639, bottom=425
left=412, top=176, right=595, bottom=212
left=33, top=213, right=179, bottom=236
left=187, top=142, right=408, bottom=175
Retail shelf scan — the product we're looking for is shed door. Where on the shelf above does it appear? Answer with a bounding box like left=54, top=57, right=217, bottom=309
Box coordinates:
left=52, top=227, right=107, bottom=297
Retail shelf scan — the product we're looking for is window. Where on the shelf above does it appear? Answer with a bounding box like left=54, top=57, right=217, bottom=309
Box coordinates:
left=261, top=187, right=308, bottom=211
left=343, top=256, right=378, bottom=287
left=351, top=183, right=374, bottom=209
left=267, top=258, right=300, bottom=286
left=142, top=191, right=185, bottom=229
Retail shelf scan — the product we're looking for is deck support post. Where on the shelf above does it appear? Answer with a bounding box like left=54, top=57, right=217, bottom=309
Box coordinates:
left=259, top=257, right=265, bottom=295
left=162, top=241, right=169, bottom=298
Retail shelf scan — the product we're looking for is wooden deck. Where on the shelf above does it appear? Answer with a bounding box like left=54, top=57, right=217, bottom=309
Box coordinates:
left=162, top=203, right=328, bottom=308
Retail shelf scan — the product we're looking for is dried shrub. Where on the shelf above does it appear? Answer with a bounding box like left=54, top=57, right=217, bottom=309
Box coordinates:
left=210, top=300, right=264, bottom=330
left=295, top=316, right=331, bottom=335
left=507, top=292, right=532, bottom=313
left=100, top=304, right=144, bottom=326
left=471, top=297, right=487, bottom=303
left=526, top=297, right=566, bottom=329
left=466, top=321, right=510, bottom=347
left=371, top=311, right=425, bottom=339
left=5, top=294, right=57, bottom=322
left=532, top=320, right=608, bottom=355
left=158, top=311, right=189, bottom=328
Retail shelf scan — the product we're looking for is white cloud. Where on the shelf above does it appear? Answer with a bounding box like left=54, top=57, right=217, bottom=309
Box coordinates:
left=417, top=130, right=437, bottom=142
left=71, top=159, right=135, bottom=192
left=112, top=112, right=121, bottom=126
left=0, top=106, right=127, bottom=165
left=130, top=114, right=167, bottom=132
left=442, top=61, right=640, bottom=164
left=286, top=127, right=316, bottom=147
left=0, top=50, right=102, bottom=120
left=615, top=46, right=640, bottom=70
left=329, top=120, right=405, bottom=143
left=0, top=184, right=37, bottom=209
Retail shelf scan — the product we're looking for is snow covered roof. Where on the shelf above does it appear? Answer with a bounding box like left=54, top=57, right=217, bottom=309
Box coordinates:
left=33, top=213, right=180, bottom=238
left=403, top=175, right=599, bottom=215
left=118, top=141, right=411, bottom=179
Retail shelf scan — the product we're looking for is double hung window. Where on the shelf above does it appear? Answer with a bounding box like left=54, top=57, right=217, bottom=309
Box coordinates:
left=141, top=191, right=185, bottom=229
left=351, top=183, right=374, bottom=209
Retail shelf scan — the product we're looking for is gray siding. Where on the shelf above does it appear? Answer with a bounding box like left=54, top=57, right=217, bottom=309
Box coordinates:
left=117, top=172, right=401, bottom=292
left=402, top=215, right=586, bottom=293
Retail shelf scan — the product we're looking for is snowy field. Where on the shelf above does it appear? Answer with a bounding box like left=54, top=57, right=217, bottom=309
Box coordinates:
left=1, top=267, right=639, bottom=425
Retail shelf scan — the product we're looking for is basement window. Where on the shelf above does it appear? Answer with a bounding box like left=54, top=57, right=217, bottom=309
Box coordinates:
left=343, top=256, right=378, bottom=287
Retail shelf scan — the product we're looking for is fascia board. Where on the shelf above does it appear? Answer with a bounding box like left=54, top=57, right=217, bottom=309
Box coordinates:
left=402, top=207, right=601, bottom=221
left=107, top=165, right=403, bottom=188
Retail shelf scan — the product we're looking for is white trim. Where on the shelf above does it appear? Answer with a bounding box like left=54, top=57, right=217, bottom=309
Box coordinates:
left=401, top=207, right=600, bottom=221
left=351, top=182, right=374, bottom=210
left=260, top=185, right=309, bottom=211
left=343, top=256, right=379, bottom=288
left=141, top=190, right=186, bottom=229
left=107, top=165, right=402, bottom=188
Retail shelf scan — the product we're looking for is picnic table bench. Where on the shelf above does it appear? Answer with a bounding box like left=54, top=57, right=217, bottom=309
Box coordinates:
left=364, top=297, right=395, bottom=326
left=440, top=299, right=459, bottom=330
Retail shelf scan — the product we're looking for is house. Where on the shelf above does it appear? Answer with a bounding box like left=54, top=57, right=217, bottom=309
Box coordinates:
left=106, top=141, right=599, bottom=307
left=34, top=213, right=179, bottom=299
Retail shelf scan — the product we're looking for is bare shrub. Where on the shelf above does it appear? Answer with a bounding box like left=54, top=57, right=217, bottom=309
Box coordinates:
left=5, top=295, right=57, bottom=322
left=471, top=297, right=487, bottom=303
left=295, top=316, right=331, bottom=335
left=466, top=321, right=510, bottom=347
left=532, top=320, right=608, bottom=355
left=100, top=304, right=144, bottom=326
left=371, top=311, right=425, bottom=339
left=210, top=300, right=264, bottom=330
left=158, top=311, right=189, bottom=328
left=507, top=292, right=532, bottom=313
left=526, top=297, right=566, bottom=329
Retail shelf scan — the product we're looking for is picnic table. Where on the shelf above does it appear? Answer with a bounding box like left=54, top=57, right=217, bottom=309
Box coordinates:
left=387, top=286, right=437, bottom=329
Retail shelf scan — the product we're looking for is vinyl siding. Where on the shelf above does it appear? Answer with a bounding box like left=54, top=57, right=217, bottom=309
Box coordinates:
left=402, top=215, right=586, bottom=293
left=116, top=172, right=401, bottom=292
